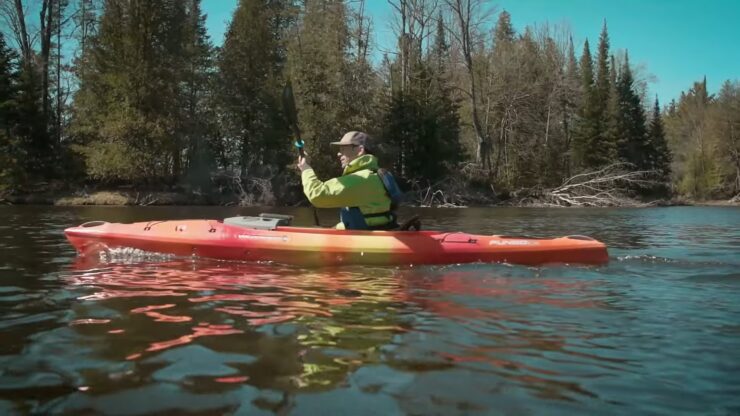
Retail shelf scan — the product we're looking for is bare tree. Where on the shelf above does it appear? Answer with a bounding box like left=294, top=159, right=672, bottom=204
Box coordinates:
left=1, top=0, right=33, bottom=61
left=388, top=0, right=439, bottom=92
left=444, top=0, right=494, bottom=169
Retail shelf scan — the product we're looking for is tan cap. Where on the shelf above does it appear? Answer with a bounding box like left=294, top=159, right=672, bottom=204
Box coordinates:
left=330, top=131, right=370, bottom=147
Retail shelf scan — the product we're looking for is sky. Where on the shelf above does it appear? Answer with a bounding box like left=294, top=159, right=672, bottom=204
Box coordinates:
left=201, top=0, right=740, bottom=105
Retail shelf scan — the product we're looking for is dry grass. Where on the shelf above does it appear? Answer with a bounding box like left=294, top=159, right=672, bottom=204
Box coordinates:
left=55, top=191, right=131, bottom=206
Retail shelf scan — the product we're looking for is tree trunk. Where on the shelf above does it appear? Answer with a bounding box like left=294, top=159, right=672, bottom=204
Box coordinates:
left=40, top=0, right=53, bottom=123
left=447, top=0, right=491, bottom=171
left=56, top=0, right=62, bottom=144
left=13, top=0, right=32, bottom=62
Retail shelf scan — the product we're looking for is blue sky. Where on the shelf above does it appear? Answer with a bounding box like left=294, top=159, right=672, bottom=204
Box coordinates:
left=202, top=0, right=739, bottom=105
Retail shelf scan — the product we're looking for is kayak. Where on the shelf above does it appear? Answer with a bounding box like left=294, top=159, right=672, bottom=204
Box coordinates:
left=64, top=215, right=609, bottom=266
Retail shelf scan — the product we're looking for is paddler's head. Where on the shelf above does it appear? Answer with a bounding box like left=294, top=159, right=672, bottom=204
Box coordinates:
left=331, top=131, right=372, bottom=169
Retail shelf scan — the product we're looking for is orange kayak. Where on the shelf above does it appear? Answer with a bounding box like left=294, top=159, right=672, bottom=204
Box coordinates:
left=64, top=216, right=609, bottom=266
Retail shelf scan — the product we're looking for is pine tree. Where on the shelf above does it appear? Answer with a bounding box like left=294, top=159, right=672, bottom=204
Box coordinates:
left=573, top=39, right=599, bottom=168
left=179, top=0, right=216, bottom=189
left=616, top=54, right=649, bottom=170
left=648, top=96, right=671, bottom=183
left=0, top=32, right=23, bottom=189
left=217, top=0, right=291, bottom=178
left=287, top=0, right=354, bottom=178
left=603, top=54, right=622, bottom=164
left=70, top=0, right=201, bottom=181
left=594, top=21, right=611, bottom=121
left=561, top=36, right=579, bottom=176
left=493, top=10, right=515, bottom=44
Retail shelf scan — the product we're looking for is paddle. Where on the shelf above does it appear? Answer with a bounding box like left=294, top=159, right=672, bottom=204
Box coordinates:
left=282, top=81, right=320, bottom=226
left=282, top=82, right=305, bottom=157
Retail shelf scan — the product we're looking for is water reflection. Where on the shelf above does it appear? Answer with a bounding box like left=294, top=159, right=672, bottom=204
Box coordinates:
left=1, top=206, right=739, bottom=414
left=64, top=255, right=409, bottom=393
left=61, top=254, right=637, bottom=408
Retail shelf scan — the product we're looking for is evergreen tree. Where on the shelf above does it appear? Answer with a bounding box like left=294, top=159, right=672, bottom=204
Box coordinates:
left=382, top=19, right=462, bottom=184
left=15, top=64, right=49, bottom=181
left=572, top=39, right=599, bottom=168
left=70, top=0, right=198, bottom=181
left=594, top=21, right=611, bottom=120
left=603, top=54, right=622, bottom=163
left=0, top=32, right=23, bottom=189
left=573, top=26, right=619, bottom=171
left=561, top=36, right=579, bottom=176
left=287, top=0, right=354, bottom=178
left=616, top=54, right=649, bottom=170
left=648, top=96, right=671, bottom=183
left=493, top=10, right=515, bottom=44
left=216, top=0, right=291, bottom=178
left=178, top=0, right=216, bottom=189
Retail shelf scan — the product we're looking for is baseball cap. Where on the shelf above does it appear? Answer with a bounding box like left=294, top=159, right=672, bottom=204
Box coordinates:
left=330, top=131, right=371, bottom=147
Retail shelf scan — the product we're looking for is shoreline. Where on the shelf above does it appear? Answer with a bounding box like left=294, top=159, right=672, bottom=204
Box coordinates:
left=1, top=190, right=738, bottom=208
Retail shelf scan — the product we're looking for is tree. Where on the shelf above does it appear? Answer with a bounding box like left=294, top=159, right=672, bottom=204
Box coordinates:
left=445, top=0, right=494, bottom=170
left=561, top=36, right=579, bottom=176
left=707, top=81, right=740, bottom=195
left=215, top=0, right=292, bottom=179
left=572, top=39, right=597, bottom=168
left=177, top=0, right=216, bottom=189
left=382, top=56, right=462, bottom=183
left=287, top=0, right=358, bottom=178
left=70, top=0, right=199, bottom=181
left=664, top=77, right=718, bottom=199
left=0, top=32, right=23, bottom=189
left=648, top=96, right=671, bottom=184
left=615, top=54, right=649, bottom=170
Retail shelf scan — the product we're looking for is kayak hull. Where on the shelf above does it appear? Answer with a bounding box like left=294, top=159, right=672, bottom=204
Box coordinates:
left=64, top=219, right=609, bottom=266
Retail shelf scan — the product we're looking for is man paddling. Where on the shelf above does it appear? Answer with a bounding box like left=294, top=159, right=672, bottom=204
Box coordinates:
left=297, top=131, right=400, bottom=230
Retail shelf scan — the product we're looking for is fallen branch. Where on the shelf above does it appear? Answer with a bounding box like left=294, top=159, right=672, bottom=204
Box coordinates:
left=510, top=163, right=660, bottom=207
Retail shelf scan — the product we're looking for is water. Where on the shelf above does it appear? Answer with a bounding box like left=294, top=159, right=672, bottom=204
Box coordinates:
left=0, top=205, right=738, bottom=415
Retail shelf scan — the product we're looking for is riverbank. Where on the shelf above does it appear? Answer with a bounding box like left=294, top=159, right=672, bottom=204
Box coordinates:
left=2, top=188, right=737, bottom=208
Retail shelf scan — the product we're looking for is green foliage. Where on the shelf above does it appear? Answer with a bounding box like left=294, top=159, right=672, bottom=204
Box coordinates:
left=72, top=141, right=150, bottom=181
left=678, top=151, right=721, bottom=199
left=573, top=25, right=619, bottom=171
left=615, top=55, right=649, bottom=170
left=380, top=7, right=462, bottom=186
left=287, top=0, right=358, bottom=178
left=0, top=32, right=21, bottom=190
left=705, top=81, right=740, bottom=196
left=648, top=97, right=671, bottom=183
left=215, top=0, right=292, bottom=178
left=382, top=65, right=462, bottom=184
left=70, top=0, right=198, bottom=181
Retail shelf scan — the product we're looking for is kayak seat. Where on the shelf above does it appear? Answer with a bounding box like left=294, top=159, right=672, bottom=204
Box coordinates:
left=224, top=214, right=292, bottom=230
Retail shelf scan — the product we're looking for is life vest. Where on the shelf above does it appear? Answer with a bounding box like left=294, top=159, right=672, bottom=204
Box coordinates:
left=341, top=168, right=402, bottom=230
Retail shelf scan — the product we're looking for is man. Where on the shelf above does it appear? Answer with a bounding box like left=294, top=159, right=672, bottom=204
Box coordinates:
left=297, top=131, right=397, bottom=230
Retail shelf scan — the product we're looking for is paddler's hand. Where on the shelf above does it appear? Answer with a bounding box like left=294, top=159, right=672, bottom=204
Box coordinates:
left=297, top=156, right=311, bottom=172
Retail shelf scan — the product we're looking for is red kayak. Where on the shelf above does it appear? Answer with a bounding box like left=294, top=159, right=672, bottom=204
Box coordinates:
left=65, top=215, right=609, bottom=266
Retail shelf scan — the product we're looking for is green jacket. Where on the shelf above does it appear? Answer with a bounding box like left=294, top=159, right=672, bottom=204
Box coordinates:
left=301, top=155, right=392, bottom=228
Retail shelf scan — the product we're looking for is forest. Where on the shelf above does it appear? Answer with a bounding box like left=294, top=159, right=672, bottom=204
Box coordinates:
left=1, top=0, right=738, bottom=206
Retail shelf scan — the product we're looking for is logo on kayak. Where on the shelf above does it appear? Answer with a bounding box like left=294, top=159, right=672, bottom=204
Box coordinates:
left=489, top=239, right=538, bottom=246
left=237, top=234, right=289, bottom=242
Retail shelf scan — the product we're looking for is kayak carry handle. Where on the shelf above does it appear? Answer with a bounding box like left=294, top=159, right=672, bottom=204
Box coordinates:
left=438, top=232, right=478, bottom=244
left=80, top=221, right=107, bottom=228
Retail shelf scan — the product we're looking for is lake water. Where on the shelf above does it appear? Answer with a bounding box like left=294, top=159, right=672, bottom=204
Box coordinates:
left=0, top=205, right=738, bottom=415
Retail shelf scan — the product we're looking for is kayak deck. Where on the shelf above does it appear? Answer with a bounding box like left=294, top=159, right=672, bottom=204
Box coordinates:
left=64, top=219, right=609, bottom=266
